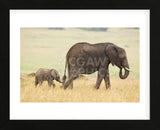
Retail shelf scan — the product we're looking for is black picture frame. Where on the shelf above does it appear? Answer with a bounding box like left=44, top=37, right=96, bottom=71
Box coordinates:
left=0, top=0, right=159, bottom=129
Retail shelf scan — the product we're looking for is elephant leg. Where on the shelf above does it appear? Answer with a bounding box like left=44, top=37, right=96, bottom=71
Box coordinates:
left=69, top=81, right=73, bottom=89
left=35, top=82, right=38, bottom=87
left=64, top=68, right=79, bottom=89
left=39, top=81, right=43, bottom=86
left=63, top=65, right=76, bottom=89
left=68, top=67, right=77, bottom=89
left=48, top=80, right=51, bottom=86
left=63, top=77, right=74, bottom=89
left=52, top=81, right=55, bottom=87
left=95, top=68, right=105, bottom=89
left=68, top=73, right=73, bottom=89
left=35, top=77, right=38, bottom=87
left=48, top=77, right=55, bottom=87
left=104, top=69, right=111, bottom=89
left=95, top=76, right=103, bottom=89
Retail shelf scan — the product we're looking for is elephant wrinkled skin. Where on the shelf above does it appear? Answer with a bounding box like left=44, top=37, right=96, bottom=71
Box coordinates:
left=35, top=68, right=62, bottom=87
left=62, top=42, right=131, bottom=89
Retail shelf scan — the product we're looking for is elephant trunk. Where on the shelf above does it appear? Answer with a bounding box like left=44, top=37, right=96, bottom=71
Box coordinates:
left=119, top=67, right=130, bottom=79
left=58, top=80, right=63, bottom=83
left=57, top=79, right=63, bottom=83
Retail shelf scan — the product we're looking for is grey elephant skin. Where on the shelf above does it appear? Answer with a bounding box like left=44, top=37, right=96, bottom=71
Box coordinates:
left=62, top=42, right=131, bottom=89
left=35, top=68, right=62, bottom=87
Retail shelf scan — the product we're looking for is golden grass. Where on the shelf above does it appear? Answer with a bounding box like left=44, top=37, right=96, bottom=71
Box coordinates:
left=21, top=75, right=139, bottom=102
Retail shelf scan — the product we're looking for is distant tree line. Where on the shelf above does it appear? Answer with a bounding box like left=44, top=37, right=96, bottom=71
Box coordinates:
left=48, top=27, right=138, bottom=31
left=48, top=28, right=64, bottom=30
left=48, top=27, right=108, bottom=32
left=124, top=27, right=139, bottom=29
left=78, top=28, right=108, bottom=32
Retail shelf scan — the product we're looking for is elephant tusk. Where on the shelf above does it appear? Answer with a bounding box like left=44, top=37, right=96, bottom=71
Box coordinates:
left=125, top=67, right=132, bottom=72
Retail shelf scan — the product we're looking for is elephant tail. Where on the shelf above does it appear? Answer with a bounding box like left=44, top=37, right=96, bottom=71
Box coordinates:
left=62, top=59, right=67, bottom=83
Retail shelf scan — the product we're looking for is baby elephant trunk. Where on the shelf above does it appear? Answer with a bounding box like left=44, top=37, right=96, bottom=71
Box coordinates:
left=57, top=79, right=63, bottom=83
left=62, top=75, right=67, bottom=84
left=55, top=76, right=63, bottom=83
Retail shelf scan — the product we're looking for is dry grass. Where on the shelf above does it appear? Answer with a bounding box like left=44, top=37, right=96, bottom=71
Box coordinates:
left=21, top=75, right=139, bottom=102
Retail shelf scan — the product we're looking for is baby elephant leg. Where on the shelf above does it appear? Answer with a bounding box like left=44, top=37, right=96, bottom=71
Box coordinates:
left=48, top=80, right=52, bottom=87
left=35, top=77, right=38, bottom=87
left=48, top=79, right=55, bottom=87
left=52, top=81, right=55, bottom=87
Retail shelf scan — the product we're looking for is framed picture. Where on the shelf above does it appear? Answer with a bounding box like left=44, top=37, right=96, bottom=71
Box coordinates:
left=0, top=0, right=158, bottom=129
left=10, top=10, right=149, bottom=120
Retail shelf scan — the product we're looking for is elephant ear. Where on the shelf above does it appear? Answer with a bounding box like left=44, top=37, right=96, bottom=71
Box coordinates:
left=117, top=47, right=126, bottom=59
left=50, top=69, right=57, bottom=79
left=105, top=45, right=118, bottom=66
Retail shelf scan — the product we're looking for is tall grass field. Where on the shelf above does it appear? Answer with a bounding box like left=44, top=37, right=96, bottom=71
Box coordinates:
left=21, top=28, right=139, bottom=102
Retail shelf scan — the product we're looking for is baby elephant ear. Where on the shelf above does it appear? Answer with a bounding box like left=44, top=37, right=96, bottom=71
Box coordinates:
left=50, top=69, right=56, bottom=78
left=105, top=45, right=118, bottom=65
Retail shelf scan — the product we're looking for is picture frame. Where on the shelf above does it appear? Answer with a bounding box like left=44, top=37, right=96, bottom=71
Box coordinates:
left=11, top=10, right=147, bottom=119
left=0, top=0, right=158, bottom=129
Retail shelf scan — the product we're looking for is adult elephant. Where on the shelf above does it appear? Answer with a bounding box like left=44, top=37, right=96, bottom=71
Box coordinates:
left=62, top=42, right=131, bottom=89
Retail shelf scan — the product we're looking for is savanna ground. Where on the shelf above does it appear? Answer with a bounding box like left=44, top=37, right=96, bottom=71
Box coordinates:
left=21, top=28, right=139, bottom=102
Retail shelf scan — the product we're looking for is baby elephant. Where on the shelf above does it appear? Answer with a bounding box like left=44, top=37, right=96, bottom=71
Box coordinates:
left=35, top=68, right=62, bottom=87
